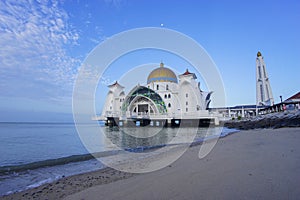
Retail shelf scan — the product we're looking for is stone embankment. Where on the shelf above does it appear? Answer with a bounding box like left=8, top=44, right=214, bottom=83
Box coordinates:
left=224, top=110, right=300, bottom=130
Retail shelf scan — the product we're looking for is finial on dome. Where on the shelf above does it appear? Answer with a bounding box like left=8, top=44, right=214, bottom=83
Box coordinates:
left=160, top=61, right=164, bottom=67
left=257, top=51, right=262, bottom=57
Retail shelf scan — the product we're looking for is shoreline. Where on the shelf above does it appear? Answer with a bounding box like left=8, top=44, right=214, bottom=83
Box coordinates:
left=66, top=127, right=300, bottom=200
left=0, top=126, right=236, bottom=197
left=0, top=129, right=231, bottom=175
left=1, top=166, right=134, bottom=200
left=0, top=127, right=235, bottom=199
left=2, top=127, right=300, bottom=199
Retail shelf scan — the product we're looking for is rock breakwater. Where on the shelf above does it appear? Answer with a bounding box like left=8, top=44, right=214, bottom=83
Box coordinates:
left=224, top=110, right=300, bottom=130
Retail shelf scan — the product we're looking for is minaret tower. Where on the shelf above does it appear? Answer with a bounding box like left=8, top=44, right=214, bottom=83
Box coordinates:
left=256, top=51, right=274, bottom=106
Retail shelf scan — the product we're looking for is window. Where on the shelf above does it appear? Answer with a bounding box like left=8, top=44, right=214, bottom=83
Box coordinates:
left=110, top=106, right=112, bottom=110
left=258, top=66, right=262, bottom=79
left=186, top=108, right=188, bottom=112
left=186, top=101, right=188, bottom=105
left=263, top=65, right=267, bottom=78
left=260, top=85, right=264, bottom=101
left=166, top=85, right=169, bottom=90
left=157, top=85, right=159, bottom=90
left=266, top=86, right=270, bottom=99
left=186, top=93, right=188, bottom=98
left=165, top=94, right=167, bottom=99
left=120, top=99, right=122, bottom=102
left=168, top=103, right=171, bottom=108
left=168, top=94, right=171, bottom=98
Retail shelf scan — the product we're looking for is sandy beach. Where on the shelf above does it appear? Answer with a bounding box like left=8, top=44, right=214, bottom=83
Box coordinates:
left=2, top=127, right=300, bottom=200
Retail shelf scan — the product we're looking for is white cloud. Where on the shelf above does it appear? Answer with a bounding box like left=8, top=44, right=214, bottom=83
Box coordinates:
left=0, top=0, right=80, bottom=102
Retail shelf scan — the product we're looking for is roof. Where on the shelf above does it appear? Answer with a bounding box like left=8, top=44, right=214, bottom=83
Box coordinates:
left=285, top=92, right=300, bottom=101
left=180, top=69, right=197, bottom=79
left=257, top=51, right=262, bottom=57
left=147, top=62, right=178, bottom=84
left=211, top=105, right=265, bottom=110
left=284, top=92, right=300, bottom=103
left=108, top=81, right=124, bottom=88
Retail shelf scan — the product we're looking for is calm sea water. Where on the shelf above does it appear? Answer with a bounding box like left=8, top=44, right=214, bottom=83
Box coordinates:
left=0, top=123, right=89, bottom=167
left=0, top=122, right=237, bottom=196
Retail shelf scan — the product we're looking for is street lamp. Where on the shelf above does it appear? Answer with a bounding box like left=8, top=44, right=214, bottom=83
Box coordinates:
left=280, top=95, right=282, bottom=103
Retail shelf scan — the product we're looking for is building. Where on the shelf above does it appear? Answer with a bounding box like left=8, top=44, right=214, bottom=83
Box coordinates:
left=256, top=51, right=274, bottom=106
left=100, top=62, right=219, bottom=127
left=213, top=51, right=276, bottom=119
left=283, top=92, right=300, bottom=110
left=261, top=91, right=300, bottom=113
left=214, top=51, right=299, bottom=118
left=285, top=92, right=300, bottom=104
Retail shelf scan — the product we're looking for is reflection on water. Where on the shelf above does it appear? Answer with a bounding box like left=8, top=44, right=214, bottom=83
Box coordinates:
left=103, top=127, right=223, bottom=151
left=105, top=127, right=176, bottom=150
left=99, top=126, right=225, bottom=173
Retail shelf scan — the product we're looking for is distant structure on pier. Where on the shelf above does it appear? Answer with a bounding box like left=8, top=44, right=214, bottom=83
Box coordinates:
left=256, top=51, right=274, bottom=106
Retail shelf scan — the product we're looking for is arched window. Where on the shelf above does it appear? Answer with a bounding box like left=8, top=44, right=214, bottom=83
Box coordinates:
left=157, top=85, right=159, bottom=90
left=168, top=94, right=171, bottom=98
left=168, top=103, right=171, bottom=108
left=166, top=85, right=169, bottom=90
left=186, top=93, right=188, bottom=98
left=164, top=94, right=167, bottom=99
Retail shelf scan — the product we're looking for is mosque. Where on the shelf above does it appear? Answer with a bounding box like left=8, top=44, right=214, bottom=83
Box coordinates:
left=99, top=52, right=297, bottom=125
left=101, top=62, right=220, bottom=127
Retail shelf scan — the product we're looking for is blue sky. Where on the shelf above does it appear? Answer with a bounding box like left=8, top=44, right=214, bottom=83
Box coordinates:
left=0, top=0, right=299, bottom=122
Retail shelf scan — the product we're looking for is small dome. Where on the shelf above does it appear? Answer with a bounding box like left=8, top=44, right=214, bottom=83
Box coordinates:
left=257, top=51, right=262, bottom=57
left=147, top=62, right=178, bottom=84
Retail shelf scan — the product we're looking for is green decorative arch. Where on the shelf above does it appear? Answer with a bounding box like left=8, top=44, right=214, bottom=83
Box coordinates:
left=122, top=86, right=167, bottom=113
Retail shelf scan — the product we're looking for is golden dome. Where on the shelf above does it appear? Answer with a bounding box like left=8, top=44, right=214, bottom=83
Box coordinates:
left=147, top=62, right=178, bottom=84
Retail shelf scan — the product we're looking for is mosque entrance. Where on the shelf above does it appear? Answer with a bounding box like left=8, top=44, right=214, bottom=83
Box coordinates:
left=138, top=104, right=148, bottom=114
left=130, top=98, right=156, bottom=116
left=122, top=86, right=167, bottom=117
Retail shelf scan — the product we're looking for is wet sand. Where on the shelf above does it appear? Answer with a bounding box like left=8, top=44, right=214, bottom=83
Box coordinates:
left=2, top=128, right=300, bottom=200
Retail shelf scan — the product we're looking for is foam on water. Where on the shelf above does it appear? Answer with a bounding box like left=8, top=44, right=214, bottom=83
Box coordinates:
left=0, top=158, right=105, bottom=196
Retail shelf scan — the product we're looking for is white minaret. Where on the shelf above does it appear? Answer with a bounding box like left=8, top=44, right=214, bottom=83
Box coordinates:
left=101, top=81, right=125, bottom=117
left=256, top=51, right=274, bottom=106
